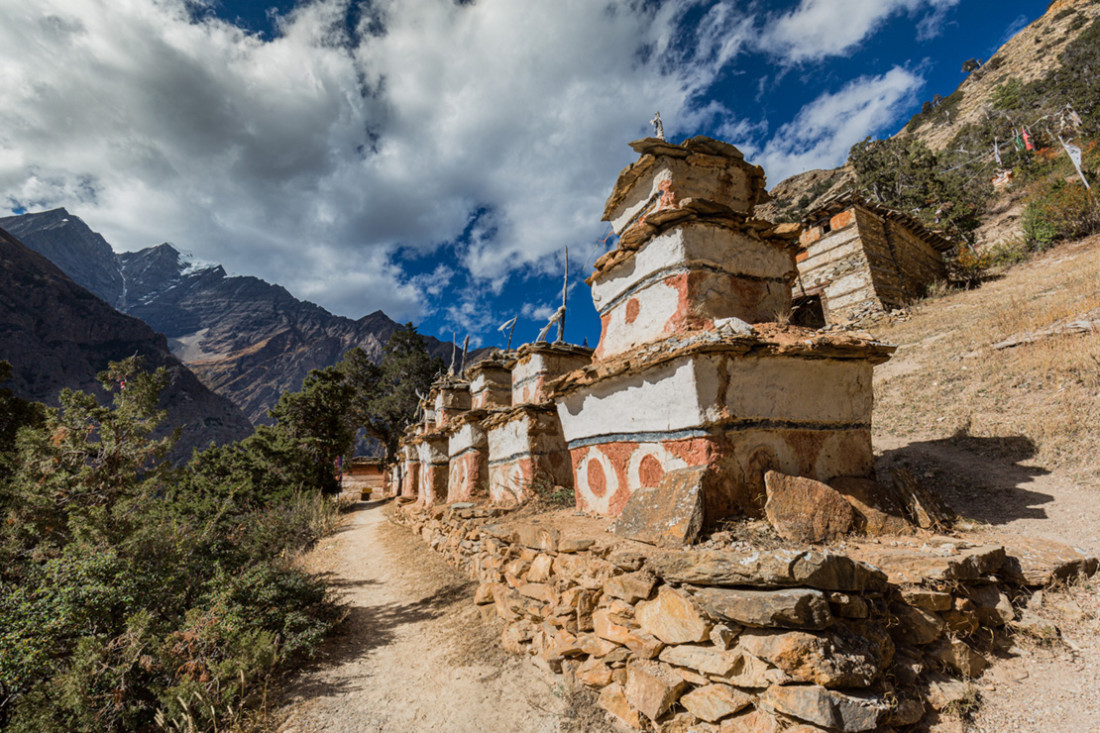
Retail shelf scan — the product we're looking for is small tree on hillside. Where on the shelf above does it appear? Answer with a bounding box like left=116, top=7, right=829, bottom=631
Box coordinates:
left=268, top=366, right=355, bottom=495
left=0, top=361, right=43, bottom=474
left=0, top=357, right=173, bottom=569
left=849, top=136, right=990, bottom=243
left=341, top=323, right=445, bottom=464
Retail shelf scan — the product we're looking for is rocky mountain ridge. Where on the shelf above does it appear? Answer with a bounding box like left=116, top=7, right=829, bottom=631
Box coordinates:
left=758, top=0, right=1100, bottom=228
left=0, top=225, right=253, bottom=456
left=0, top=208, right=461, bottom=423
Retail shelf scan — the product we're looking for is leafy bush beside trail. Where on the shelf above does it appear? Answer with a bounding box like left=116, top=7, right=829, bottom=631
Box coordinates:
left=0, top=358, right=343, bottom=732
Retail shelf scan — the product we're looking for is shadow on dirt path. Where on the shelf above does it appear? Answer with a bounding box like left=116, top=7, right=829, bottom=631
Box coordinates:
left=275, top=499, right=596, bottom=733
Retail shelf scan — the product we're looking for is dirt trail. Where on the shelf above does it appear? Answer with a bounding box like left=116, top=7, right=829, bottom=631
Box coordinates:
left=875, top=434, right=1100, bottom=553
left=276, top=499, right=574, bottom=733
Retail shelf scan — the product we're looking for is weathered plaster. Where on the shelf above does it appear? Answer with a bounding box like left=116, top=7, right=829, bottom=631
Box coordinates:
left=416, top=435, right=450, bottom=507
left=468, top=364, right=512, bottom=409
left=486, top=409, right=573, bottom=505
left=510, top=344, right=593, bottom=405
left=447, top=421, right=489, bottom=502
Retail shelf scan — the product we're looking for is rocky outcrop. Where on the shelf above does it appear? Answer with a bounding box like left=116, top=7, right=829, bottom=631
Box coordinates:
left=1, top=208, right=462, bottom=423
left=0, top=208, right=125, bottom=305
left=0, top=226, right=252, bottom=457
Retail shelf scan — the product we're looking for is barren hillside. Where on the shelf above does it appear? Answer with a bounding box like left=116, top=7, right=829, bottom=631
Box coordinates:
left=900, top=0, right=1100, bottom=151
left=872, top=232, right=1100, bottom=511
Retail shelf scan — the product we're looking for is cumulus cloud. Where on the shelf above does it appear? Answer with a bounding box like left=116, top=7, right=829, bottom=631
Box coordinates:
left=1, top=0, right=760, bottom=321
left=753, top=67, right=924, bottom=182
left=761, top=0, right=960, bottom=62
left=0, top=0, right=939, bottom=329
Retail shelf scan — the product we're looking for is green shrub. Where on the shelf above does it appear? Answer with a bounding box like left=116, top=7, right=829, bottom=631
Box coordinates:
left=991, top=77, right=1026, bottom=111
left=985, top=240, right=1031, bottom=267
left=0, top=358, right=343, bottom=732
left=1022, top=180, right=1100, bottom=250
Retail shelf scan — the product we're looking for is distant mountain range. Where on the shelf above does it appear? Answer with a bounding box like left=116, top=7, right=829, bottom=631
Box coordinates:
left=0, top=208, right=460, bottom=423
left=0, top=225, right=253, bottom=456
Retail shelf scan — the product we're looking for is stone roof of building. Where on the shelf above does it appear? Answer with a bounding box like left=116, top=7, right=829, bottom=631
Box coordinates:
left=547, top=323, right=895, bottom=399
left=801, top=190, right=956, bottom=253
left=464, top=353, right=512, bottom=377
left=601, top=136, right=767, bottom=223
left=508, top=341, right=594, bottom=364
left=481, top=402, right=559, bottom=430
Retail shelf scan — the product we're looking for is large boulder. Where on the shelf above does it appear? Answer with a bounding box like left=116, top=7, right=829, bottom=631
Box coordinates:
left=829, top=476, right=913, bottom=536
left=764, top=471, right=855, bottom=543
left=612, top=466, right=708, bottom=547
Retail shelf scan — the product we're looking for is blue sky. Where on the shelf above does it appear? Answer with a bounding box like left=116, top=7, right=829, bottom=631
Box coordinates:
left=0, top=0, right=1047, bottom=350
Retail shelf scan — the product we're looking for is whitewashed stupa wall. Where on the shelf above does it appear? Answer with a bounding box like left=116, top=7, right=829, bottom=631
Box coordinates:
left=447, top=420, right=489, bottom=503
left=591, top=225, right=795, bottom=359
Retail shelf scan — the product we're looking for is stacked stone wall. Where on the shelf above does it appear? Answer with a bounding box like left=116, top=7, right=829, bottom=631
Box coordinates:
left=389, top=503, right=1088, bottom=733
left=795, top=223, right=876, bottom=321
left=852, top=208, right=910, bottom=311
left=883, top=221, right=948, bottom=300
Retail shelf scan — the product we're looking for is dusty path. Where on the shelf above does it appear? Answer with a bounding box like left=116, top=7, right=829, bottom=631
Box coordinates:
left=277, top=499, right=580, bottom=733
left=874, top=434, right=1100, bottom=553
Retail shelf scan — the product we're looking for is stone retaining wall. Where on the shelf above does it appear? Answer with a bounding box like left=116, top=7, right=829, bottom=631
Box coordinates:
left=388, top=502, right=1093, bottom=732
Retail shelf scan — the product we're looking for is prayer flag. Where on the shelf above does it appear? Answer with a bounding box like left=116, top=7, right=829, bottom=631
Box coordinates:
left=1059, top=136, right=1091, bottom=190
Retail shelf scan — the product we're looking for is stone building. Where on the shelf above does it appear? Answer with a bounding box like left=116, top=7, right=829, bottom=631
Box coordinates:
left=550, top=137, right=894, bottom=522
left=794, top=191, right=952, bottom=326
left=484, top=342, right=592, bottom=505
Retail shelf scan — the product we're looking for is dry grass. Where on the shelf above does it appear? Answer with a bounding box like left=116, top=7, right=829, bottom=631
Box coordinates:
left=872, top=233, right=1100, bottom=482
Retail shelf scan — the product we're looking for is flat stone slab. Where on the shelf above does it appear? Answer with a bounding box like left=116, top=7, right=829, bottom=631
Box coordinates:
left=612, top=467, right=706, bottom=548
left=680, top=683, right=753, bottom=722
left=996, top=535, right=1100, bottom=586
left=761, top=685, right=886, bottom=732
left=852, top=543, right=1006, bottom=585
left=658, top=644, right=740, bottom=676
left=692, top=587, right=834, bottom=630
left=648, top=549, right=888, bottom=592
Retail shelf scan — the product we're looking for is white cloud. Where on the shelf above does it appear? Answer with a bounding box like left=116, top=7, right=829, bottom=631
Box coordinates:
left=0, top=0, right=942, bottom=327
left=522, top=302, right=557, bottom=322
left=753, top=67, right=924, bottom=182
left=0, top=0, right=761, bottom=321
left=761, top=0, right=960, bottom=62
